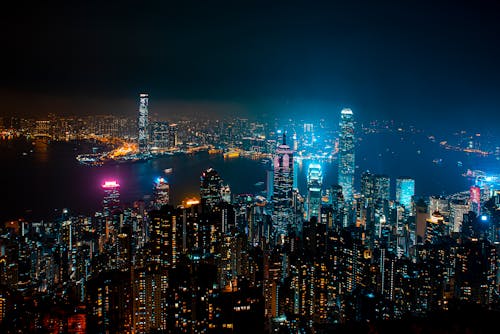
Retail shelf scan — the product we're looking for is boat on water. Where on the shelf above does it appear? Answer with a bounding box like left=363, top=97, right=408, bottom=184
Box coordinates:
left=254, top=181, right=264, bottom=186
left=164, top=168, right=173, bottom=174
left=224, top=150, right=240, bottom=158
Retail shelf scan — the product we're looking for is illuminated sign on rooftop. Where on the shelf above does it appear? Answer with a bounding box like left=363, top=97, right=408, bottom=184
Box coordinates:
left=102, top=180, right=120, bottom=188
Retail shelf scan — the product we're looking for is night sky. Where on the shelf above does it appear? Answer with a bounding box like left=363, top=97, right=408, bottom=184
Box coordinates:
left=2, top=1, right=500, bottom=130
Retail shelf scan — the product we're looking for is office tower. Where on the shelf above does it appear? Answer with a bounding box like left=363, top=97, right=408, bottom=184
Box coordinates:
left=153, top=177, right=170, bottom=209
left=306, top=163, right=323, bottom=221
left=200, top=167, right=223, bottom=212
left=415, top=201, right=428, bottom=243
left=449, top=199, right=470, bottom=233
left=293, top=159, right=299, bottom=190
left=272, top=133, right=294, bottom=240
left=266, top=169, right=274, bottom=201
left=429, top=196, right=449, bottom=217
left=426, top=211, right=446, bottom=244
left=374, top=174, right=390, bottom=203
left=168, top=123, right=178, bottom=148
left=102, top=180, right=120, bottom=216
left=361, top=171, right=390, bottom=205
left=396, top=177, right=415, bottom=213
left=360, top=171, right=375, bottom=206
left=338, top=108, right=355, bottom=203
left=470, top=186, right=481, bottom=215
left=138, top=93, right=149, bottom=152
left=330, top=185, right=345, bottom=230
left=150, top=121, right=169, bottom=150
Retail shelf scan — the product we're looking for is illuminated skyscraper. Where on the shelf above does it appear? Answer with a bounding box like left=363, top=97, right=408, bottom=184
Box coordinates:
left=150, top=121, right=169, bottom=150
left=138, top=93, right=149, bottom=152
left=338, top=108, right=355, bottom=203
left=168, top=123, right=178, bottom=148
left=102, top=180, right=120, bottom=216
left=470, top=185, right=481, bottom=215
left=272, top=133, right=294, bottom=240
left=360, top=171, right=390, bottom=205
left=306, top=163, right=322, bottom=221
left=200, top=167, right=223, bottom=212
left=396, top=177, right=415, bottom=213
left=153, top=177, right=170, bottom=209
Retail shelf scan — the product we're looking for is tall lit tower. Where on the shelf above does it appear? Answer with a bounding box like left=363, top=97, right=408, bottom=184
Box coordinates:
left=153, top=177, right=170, bottom=209
left=102, top=180, right=120, bottom=216
left=272, top=133, right=294, bottom=240
left=168, top=123, right=178, bottom=148
left=306, top=163, right=322, bottom=221
left=396, top=177, right=415, bottom=213
left=338, top=108, right=355, bottom=203
left=200, top=167, right=223, bottom=212
left=138, top=93, right=149, bottom=153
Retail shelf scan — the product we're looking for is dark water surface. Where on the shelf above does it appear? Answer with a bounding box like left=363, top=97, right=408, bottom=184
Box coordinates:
left=1, top=133, right=497, bottom=222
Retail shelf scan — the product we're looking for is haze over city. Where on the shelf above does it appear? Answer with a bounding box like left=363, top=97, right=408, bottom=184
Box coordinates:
left=2, top=1, right=500, bottom=131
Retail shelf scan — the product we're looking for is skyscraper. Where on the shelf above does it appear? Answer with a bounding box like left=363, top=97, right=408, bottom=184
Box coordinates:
left=200, top=167, right=223, bottom=212
left=272, top=133, right=294, bottom=240
left=360, top=172, right=390, bottom=204
left=396, top=177, right=415, bottom=213
left=168, top=123, right=178, bottom=148
left=153, top=177, right=170, bottom=209
left=138, top=93, right=149, bottom=153
left=150, top=121, right=169, bottom=150
left=306, top=163, right=323, bottom=221
left=470, top=185, right=481, bottom=215
left=338, top=108, right=355, bottom=203
left=102, top=180, right=120, bottom=216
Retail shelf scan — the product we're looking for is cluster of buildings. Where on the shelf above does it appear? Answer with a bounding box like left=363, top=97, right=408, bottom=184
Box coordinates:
left=1, top=100, right=500, bottom=333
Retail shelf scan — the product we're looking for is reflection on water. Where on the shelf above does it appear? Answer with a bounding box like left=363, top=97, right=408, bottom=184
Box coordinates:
left=32, top=139, right=50, bottom=163
left=1, top=132, right=496, bottom=222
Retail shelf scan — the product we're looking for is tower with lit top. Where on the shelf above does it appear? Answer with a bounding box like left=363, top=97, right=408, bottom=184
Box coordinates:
left=102, top=180, right=120, bottom=216
left=153, top=177, right=170, bottom=209
left=396, top=177, right=415, bottom=213
left=338, top=108, right=355, bottom=203
left=200, top=167, right=223, bottom=213
left=272, top=132, right=294, bottom=241
left=306, top=162, right=322, bottom=221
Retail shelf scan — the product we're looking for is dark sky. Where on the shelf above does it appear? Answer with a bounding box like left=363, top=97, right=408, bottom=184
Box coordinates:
left=1, top=0, right=500, bottom=130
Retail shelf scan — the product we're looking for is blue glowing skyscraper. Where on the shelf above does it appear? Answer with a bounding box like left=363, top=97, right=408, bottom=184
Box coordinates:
left=272, top=133, right=294, bottom=240
left=338, top=108, right=355, bottom=203
left=396, top=177, right=415, bottom=212
left=306, top=163, right=323, bottom=221
left=138, top=93, right=149, bottom=152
